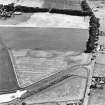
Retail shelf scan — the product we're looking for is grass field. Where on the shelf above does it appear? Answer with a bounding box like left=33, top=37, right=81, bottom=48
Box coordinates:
left=15, top=0, right=82, bottom=10
left=0, top=27, right=89, bottom=51
left=0, top=47, right=19, bottom=94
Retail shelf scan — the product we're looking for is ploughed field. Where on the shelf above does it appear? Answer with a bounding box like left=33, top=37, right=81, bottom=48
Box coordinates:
left=10, top=49, right=91, bottom=88
left=9, top=49, right=91, bottom=104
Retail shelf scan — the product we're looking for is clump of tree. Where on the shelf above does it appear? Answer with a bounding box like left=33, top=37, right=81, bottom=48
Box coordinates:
left=99, top=31, right=105, bottom=36
left=81, top=0, right=100, bottom=53
left=81, top=0, right=93, bottom=14
left=15, top=6, right=92, bottom=16
left=85, top=15, right=100, bottom=53
left=0, top=0, right=93, bottom=19
left=0, top=3, right=15, bottom=19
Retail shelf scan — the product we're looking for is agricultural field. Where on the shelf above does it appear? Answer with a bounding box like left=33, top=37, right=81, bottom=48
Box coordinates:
left=9, top=49, right=92, bottom=105
left=0, top=27, right=89, bottom=51
left=0, top=0, right=90, bottom=26
left=1, top=0, right=105, bottom=105
left=1, top=0, right=83, bottom=10
left=10, top=49, right=92, bottom=88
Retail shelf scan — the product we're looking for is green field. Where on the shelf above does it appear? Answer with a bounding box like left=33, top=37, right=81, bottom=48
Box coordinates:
left=0, top=27, right=89, bottom=51
left=0, top=47, right=19, bottom=94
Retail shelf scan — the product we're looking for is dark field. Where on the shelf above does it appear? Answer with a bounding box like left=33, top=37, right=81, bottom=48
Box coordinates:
left=16, top=0, right=82, bottom=10
left=0, top=27, right=89, bottom=51
left=0, top=47, right=19, bottom=94
left=42, top=0, right=82, bottom=10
